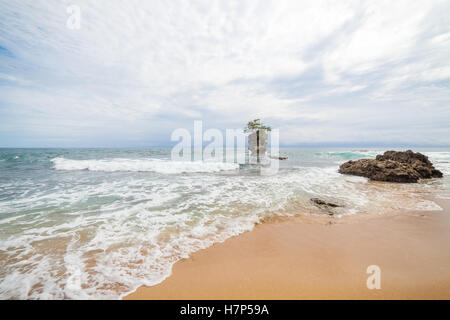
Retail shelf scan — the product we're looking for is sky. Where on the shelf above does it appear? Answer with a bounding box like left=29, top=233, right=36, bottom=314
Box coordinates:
left=0, top=0, right=449, bottom=148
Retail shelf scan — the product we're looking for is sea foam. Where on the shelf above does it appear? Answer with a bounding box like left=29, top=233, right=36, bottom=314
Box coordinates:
left=51, top=157, right=239, bottom=174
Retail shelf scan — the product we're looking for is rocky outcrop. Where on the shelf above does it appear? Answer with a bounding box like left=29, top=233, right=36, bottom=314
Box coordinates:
left=270, top=156, right=288, bottom=160
left=375, top=150, right=443, bottom=179
left=310, top=198, right=342, bottom=216
left=338, top=150, right=443, bottom=183
left=339, top=159, right=420, bottom=182
left=310, top=198, right=341, bottom=208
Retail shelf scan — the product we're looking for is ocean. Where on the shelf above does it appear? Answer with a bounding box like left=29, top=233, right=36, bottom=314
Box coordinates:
left=1, top=147, right=449, bottom=299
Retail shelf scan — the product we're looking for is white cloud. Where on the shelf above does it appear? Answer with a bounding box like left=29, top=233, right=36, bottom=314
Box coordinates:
left=0, top=0, right=449, bottom=146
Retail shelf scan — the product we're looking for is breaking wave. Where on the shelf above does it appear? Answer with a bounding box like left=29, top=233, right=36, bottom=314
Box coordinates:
left=51, top=157, right=239, bottom=174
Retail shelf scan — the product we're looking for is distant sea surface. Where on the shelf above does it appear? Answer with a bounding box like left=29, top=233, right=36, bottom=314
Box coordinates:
left=1, top=147, right=449, bottom=299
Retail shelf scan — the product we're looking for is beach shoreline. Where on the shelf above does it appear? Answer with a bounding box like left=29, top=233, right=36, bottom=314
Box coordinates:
left=125, top=198, right=450, bottom=300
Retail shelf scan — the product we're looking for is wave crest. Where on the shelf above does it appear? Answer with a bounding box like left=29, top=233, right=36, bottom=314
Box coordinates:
left=51, top=157, right=239, bottom=174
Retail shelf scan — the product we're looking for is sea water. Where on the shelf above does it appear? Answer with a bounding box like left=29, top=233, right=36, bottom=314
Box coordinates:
left=0, top=148, right=449, bottom=299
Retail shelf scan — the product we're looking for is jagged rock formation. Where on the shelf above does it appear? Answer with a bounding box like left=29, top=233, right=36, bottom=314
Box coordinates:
left=270, top=156, right=288, bottom=160
left=310, top=198, right=341, bottom=208
left=310, top=198, right=342, bottom=216
left=338, top=150, right=443, bottom=183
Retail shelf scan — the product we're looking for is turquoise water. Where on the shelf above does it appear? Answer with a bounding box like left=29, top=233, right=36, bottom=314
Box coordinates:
left=1, top=147, right=449, bottom=299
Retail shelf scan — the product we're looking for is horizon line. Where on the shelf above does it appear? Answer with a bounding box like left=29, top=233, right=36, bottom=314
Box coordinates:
left=1, top=144, right=450, bottom=149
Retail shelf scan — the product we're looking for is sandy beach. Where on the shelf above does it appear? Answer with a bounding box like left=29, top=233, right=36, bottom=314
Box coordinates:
left=126, top=198, right=450, bottom=300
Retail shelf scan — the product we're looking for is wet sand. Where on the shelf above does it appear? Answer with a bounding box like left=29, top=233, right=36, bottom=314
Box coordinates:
left=125, top=199, right=450, bottom=300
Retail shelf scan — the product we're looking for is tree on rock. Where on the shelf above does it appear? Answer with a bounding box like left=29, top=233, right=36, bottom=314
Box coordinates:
left=245, top=119, right=271, bottom=163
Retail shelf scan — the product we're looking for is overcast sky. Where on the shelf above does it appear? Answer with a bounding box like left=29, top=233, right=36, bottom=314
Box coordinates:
left=0, top=0, right=449, bottom=147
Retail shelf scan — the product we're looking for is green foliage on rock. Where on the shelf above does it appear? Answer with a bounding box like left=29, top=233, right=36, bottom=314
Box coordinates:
left=244, top=119, right=272, bottom=133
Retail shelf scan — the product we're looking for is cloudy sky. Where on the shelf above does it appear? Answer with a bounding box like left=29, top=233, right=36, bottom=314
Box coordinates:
left=0, top=0, right=449, bottom=147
